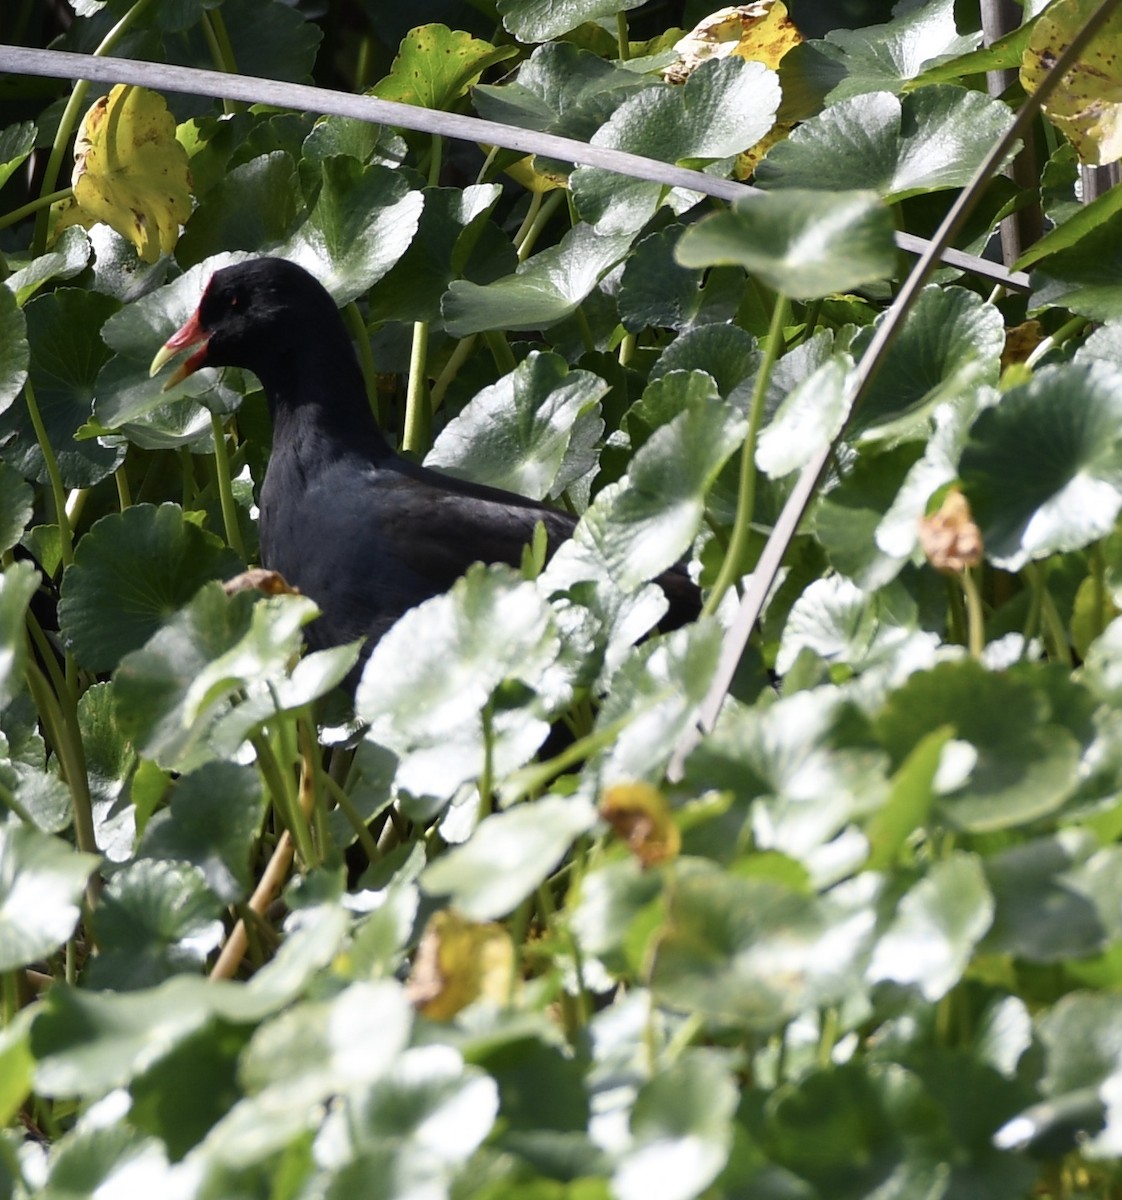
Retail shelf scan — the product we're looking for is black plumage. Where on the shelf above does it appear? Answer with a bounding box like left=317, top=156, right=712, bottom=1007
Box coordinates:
left=151, top=257, right=698, bottom=663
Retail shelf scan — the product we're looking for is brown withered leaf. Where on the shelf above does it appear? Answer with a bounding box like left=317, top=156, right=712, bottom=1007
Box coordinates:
left=919, top=488, right=984, bottom=574
left=222, top=568, right=299, bottom=597
left=600, top=782, right=681, bottom=867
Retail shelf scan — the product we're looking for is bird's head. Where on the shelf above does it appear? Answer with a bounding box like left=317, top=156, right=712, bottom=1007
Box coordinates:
left=149, top=258, right=341, bottom=389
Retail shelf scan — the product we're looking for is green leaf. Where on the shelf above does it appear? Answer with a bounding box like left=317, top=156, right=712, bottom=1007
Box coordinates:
left=426, top=351, right=607, bottom=500
left=498, top=0, right=650, bottom=43
left=0, top=121, right=35, bottom=192
left=650, top=863, right=879, bottom=1031
left=0, top=560, right=39, bottom=710
left=813, top=441, right=925, bottom=589
left=78, top=682, right=137, bottom=863
left=281, top=158, right=424, bottom=305
left=960, top=362, right=1122, bottom=570
left=6, top=226, right=91, bottom=306
left=619, top=226, right=743, bottom=333
left=572, top=58, right=780, bottom=234
left=85, top=859, right=224, bottom=990
left=676, top=189, right=895, bottom=300
left=578, top=384, right=742, bottom=590
left=614, top=1051, right=738, bottom=1200
left=0, top=288, right=125, bottom=487
left=868, top=852, right=993, bottom=1000
left=984, top=830, right=1122, bottom=962
left=348, top=1045, right=499, bottom=1162
left=58, top=503, right=243, bottom=674
left=873, top=659, right=1081, bottom=831
left=422, top=796, right=596, bottom=920
left=356, top=564, right=564, bottom=803
left=112, top=585, right=324, bottom=769
left=443, top=223, right=633, bottom=336
left=473, top=42, right=651, bottom=145
left=138, top=761, right=266, bottom=904
left=685, top=686, right=888, bottom=882
left=756, top=86, right=1016, bottom=203
left=0, top=283, right=28, bottom=420
left=373, top=24, right=515, bottom=110
left=810, top=0, right=980, bottom=100
left=1014, top=173, right=1122, bottom=272
left=175, top=150, right=301, bottom=268
left=0, top=825, right=98, bottom=971
left=865, top=725, right=952, bottom=870
left=849, top=284, right=1004, bottom=441
left=0, top=1009, right=33, bottom=1129
left=1030, top=207, right=1122, bottom=320
left=365, top=184, right=511, bottom=326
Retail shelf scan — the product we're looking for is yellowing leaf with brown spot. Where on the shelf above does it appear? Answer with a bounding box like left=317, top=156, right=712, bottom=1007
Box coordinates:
left=504, top=155, right=567, bottom=195
left=665, top=2, right=803, bottom=83
left=61, top=85, right=192, bottom=264
left=406, top=910, right=514, bottom=1020
left=373, top=23, right=516, bottom=111
left=1020, top=0, right=1122, bottom=165
left=600, top=782, right=681, bottom=868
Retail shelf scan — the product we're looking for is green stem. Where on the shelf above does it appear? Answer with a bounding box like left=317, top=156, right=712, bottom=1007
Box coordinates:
left=23, top=381, right=73, bottom=567
left=429, top=335, right=477, bottom=413
left=484, top=330, right=517, bottom=375
left=114, top=466, right=132, bottom=510
left=321, top=773, right=382, bottom=865
left=515, top=189, right=564, bottom=261
left=478, top=702, right=495, bottom=821
left=500, top=714, right=635, bottom=805
left=1024, top=315, right=1089, bottom=369
left=252, top=732, right=316, bottom=869
left=0, top=188, right=73, bottom=234
left=427, top=133, right=444, bottom=187
left=33, top=0, right=156, bottom=252
left=210, top=411, right=246, bottom=558
left=616, top=11, right=631, bottom=60
left=343, top=302, right=385, bottom=428
left=703, top=294, right=791, bottom=616
left=961, top=567, right=985, bottom=660
left=25, top=662, right=99, bottom=905
left=402, top=322, right=431, bottom=454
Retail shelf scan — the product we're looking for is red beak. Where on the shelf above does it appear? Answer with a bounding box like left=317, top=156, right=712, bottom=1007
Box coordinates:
left=149, top=309, right=210, bottom=389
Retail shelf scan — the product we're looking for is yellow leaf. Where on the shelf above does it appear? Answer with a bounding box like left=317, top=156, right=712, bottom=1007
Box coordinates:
left=503, top=155, right=567, bottom=194
left=66, top=85, right=192, bottom=263
left=405, top=910, right=514, bottom=1020
left=599, top=782, right=681, bottom=868
left=664, top=2, right=803, bottom=83
left=1020, top=0, right=1122, bottom=165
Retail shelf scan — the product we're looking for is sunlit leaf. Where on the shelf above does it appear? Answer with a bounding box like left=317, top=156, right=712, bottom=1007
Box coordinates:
left=60, top=85, right=192, bottom=264
left=1021, top=0, right=1122, bottom=165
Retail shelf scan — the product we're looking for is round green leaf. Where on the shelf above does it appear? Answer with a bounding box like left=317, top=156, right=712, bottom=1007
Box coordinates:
left=676, top=189, right=895, bottom=299
left=755, top=86, right=1016, bottom=202
left=0, top=560, right=40, bottom=710
left=0, top=288, right=124, bottom=487
left=1031, top=207, right=1122, bottom=320
left=0, top=282, right=28, bottom=419
left=0, top=825, right=98, bottom=972
left=85, top=859, right=224, bottom=991
left=426, top=351, right=607, bottom=500
left=573, top=58, right=780, bottom=235
left=868, top=852, right=993, bottom=1000
left=58, top=503, right=243, bottom=673
left=498, top=0, right=648, bottom=42
left=619, top=226, right=743, bottom=333
left=421, top=796, right=596, bottom=921
left=873, top=658, right=1082, bottom=831
left=281, top=158, right=424, bottom=305
left=443, top=223, right=632, bottom=336
left=139, top=761, right=266, bottom=904
left=960, top=361, right=1122, bottom=570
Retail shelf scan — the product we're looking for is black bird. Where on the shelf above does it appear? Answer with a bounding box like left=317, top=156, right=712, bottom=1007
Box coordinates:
left=150, top=257, right=699, bottom=666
